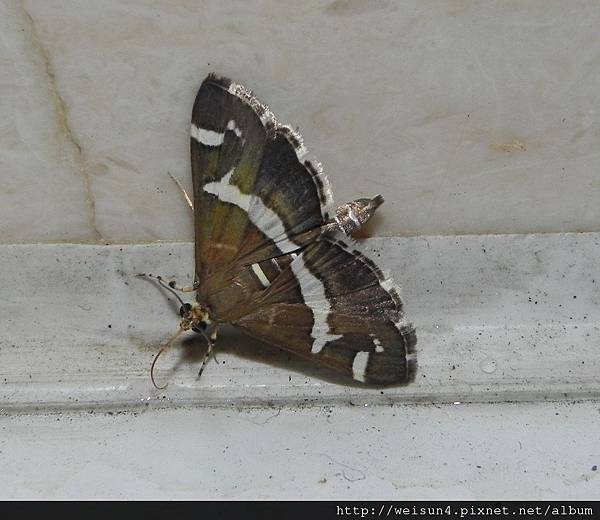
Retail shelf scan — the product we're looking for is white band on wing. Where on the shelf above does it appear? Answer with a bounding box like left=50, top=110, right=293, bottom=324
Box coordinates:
left=191, top=124, right=225, bottom=147
left=290, top=253, right=342, bottom=354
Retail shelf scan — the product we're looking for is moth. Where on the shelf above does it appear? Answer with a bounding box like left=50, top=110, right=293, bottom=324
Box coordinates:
left=151, top=73, right=416, bottom=387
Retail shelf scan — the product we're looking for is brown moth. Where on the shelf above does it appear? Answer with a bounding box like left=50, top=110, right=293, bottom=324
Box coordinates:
left=151, top=74, right=416, bottom=387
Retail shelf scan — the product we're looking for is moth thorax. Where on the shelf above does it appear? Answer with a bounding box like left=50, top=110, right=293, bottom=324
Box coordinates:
left=334, top=195, right=384, bottom=235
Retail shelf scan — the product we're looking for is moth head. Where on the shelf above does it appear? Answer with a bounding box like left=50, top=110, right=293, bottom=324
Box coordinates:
left=178, top=301, right=215, bottom=337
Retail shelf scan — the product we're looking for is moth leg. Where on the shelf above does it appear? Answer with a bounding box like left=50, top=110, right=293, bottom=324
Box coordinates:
left=168, top=172, right=194, bottom=211
left=197, top=340, right=213, bottom=379
left=197, top=326, right=218, bottom=378
left=210, top=327, right=219, bottom=363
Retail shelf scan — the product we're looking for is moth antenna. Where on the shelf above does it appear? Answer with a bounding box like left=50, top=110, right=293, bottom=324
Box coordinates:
left=168, top=172, right=194, bottom=211
left=151, top=327, right=186, bottom=390
left=155, top=276, right=186, bottom=306
left=137, top=273, right=185, bottom=306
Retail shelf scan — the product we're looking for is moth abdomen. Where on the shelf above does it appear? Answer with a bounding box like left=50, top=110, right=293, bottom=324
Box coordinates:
left=333, top=195, right=384, bottom=236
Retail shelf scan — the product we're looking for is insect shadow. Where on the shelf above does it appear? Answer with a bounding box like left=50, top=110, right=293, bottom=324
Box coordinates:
left=173, top=326, right=366, bottom=388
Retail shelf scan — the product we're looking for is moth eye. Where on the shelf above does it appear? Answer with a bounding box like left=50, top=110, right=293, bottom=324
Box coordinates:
left=179, top=303, right=192, bottom=316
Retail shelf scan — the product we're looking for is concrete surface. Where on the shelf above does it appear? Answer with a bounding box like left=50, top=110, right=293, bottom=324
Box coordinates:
left=1, top=1, right=600, bottom=242
left=1, top=233, right=598, bottom=412
left=1, top=402, right=598, bottom=500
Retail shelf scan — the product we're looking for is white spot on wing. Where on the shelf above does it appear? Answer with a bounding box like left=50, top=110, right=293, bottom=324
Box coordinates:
left=191, top=124, right=225, bottom=147
left=203, top=168, right=298, bottom=253
left=373, top=337, right=384, bottom=353
left=271, top=258, right=282, bottom=271
left=289, top=253, right=342, bottom=354
left=226, top=119, right=242, bottom=138
left=352, top=351, right=369, bottom=382
left=251, top=263, right=271, bottom=288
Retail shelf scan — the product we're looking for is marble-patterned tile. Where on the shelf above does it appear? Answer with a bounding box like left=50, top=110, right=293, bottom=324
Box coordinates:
left=1, top=0, right=599, bottom=242
left=0, top=1, right=100, bottom=241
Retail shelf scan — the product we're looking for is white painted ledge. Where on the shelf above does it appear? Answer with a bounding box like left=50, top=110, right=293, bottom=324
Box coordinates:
left=1, top=402, right=598, bottom=500
left=1, top=233, right=599, bottom=412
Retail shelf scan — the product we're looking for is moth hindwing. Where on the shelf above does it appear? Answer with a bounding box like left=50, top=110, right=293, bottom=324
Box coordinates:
left=179, top=73, right=416, bottom=385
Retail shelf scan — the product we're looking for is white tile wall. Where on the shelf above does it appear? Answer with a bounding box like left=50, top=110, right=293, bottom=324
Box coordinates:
left=1, top=0, right=599, bottom=242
